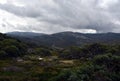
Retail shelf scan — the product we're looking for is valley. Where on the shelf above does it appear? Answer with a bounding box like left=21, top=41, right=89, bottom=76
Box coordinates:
left=0, top=32, right=119, bottom=81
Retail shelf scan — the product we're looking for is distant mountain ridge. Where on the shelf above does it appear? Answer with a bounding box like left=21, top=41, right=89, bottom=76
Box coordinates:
left=6, top=31, right=120, bottom=47
left=7, top=31, right=45, bottom=37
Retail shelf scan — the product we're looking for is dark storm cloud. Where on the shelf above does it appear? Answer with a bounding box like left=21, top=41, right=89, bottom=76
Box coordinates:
left=0, top=0, right=120, bottom=33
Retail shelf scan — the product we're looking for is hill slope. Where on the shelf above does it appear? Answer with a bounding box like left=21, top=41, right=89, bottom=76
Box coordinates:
left=0, top=33, right=27, bottom=58
left=6, top=32, right=120, bottom=47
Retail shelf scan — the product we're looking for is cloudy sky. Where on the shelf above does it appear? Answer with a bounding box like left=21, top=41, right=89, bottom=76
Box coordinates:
left=0, top=0, right=120, bottom=34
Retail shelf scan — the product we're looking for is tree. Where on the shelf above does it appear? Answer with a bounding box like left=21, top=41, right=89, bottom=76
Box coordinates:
left=4, top=45, right=20, bottom=57
left=0, top=50, right=7, bottom=59
left=93, top=54, right=120, bottom=72
left=84, top=43, right=108, bottom=57
left=35, top=48, right=51, bottom=57
left=51, top=69, right=79, bottom=81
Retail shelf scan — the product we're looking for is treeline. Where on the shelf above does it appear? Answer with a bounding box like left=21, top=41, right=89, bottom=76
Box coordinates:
left=50, top=43, right=120, bottom=81
left=51, top=54, right=120, bottom=81
left=0, top=33, right=27, bottom=59
left=59, top=43, right=120, bottom=59
left=0, top=33, right=120, bottom=59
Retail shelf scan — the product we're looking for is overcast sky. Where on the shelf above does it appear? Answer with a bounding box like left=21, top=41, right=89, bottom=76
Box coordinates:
left=0, top=0, right=120, bottom=34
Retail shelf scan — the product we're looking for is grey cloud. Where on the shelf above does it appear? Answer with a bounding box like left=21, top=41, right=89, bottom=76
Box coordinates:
left=0, top=0, right=120, bottom=33
left=0, top=3, right=42, bottom=17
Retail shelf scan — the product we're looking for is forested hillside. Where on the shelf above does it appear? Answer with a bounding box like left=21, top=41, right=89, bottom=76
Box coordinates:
left=0, top=33, right=27, bottom=59
left=0, top=33, right=119, bottom=81
left=7, top=32, right=120, bottom=47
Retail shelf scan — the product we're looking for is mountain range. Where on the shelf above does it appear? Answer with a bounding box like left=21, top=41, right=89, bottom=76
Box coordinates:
left=6, top=31, right=120, bottom=47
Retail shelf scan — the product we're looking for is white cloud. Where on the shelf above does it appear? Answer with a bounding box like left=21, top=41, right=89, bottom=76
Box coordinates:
left=0, top=0, right=7, bottom=4
left=99, top=0, right=118, bottom=9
